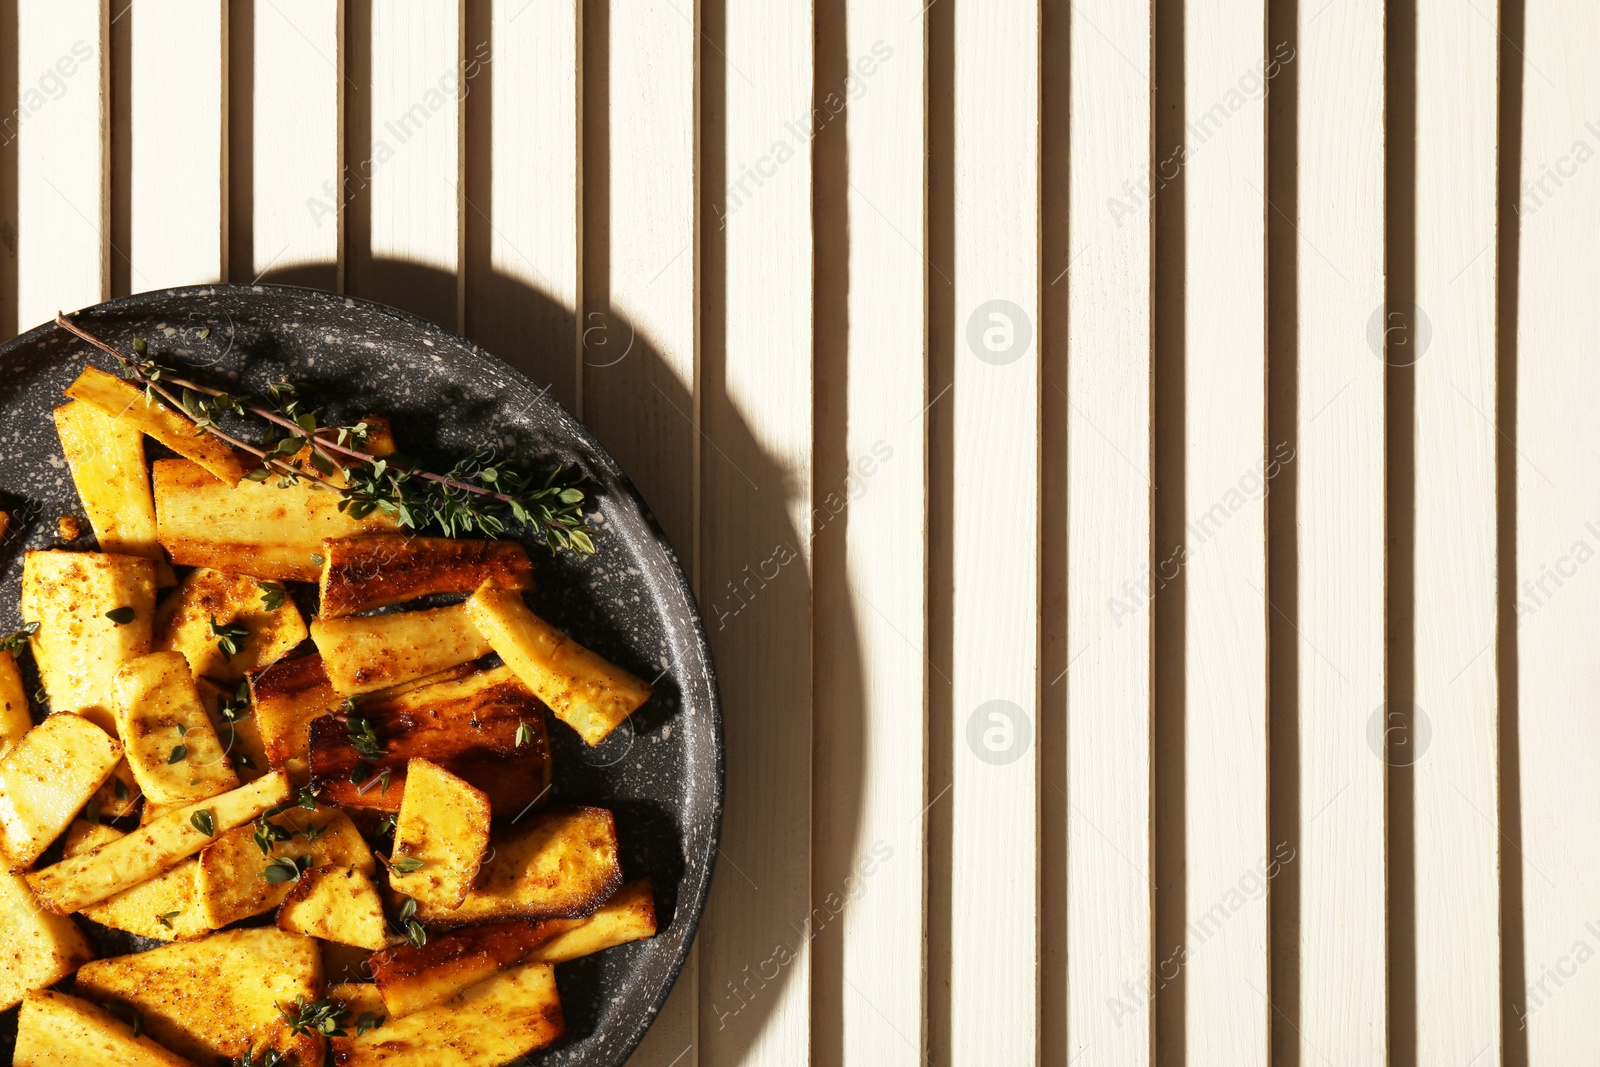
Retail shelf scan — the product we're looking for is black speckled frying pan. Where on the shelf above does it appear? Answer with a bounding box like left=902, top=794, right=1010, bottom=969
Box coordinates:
left=0, top=285, right=721, bottom=1067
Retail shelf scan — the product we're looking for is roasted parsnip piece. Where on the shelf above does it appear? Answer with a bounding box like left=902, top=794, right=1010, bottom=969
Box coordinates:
left=412, top=806, right=622, bottom=928
left=74, top=928, right=324, bottom=1067
left=465, top=583, right=653, bottom=745
left=318, top=534, right=534, bottom=618
left=308, top=665, right=552, bottom=813
left=247, top=654, right=343, bottom=782
left=52, top=398, right=167, bottom=565
left=368, top=918, right=575, bottom=1017
left=154, top=567, right=308, bottom=683
left=311, top=601, right=491, bottom=695
left=275, top=864, right=389, bottom=950
left=21, top=549, right=156, bottom=733
left=530, top=878, right=658, bottom=963
left=64, top=365, right=249, bottom=485
left=321, top=939, right=375, bottom=986
left=0, top=649, right=31, bottom=758
left=153, top=458, right=398, bottom=581
left=14, top=989, right=201, bottom=1067
left=27, top=770, right=291, bottom=914
left=0, top=872, right=94, bottom=1011
left=196, top=677, right=269, bottom=782
left=0, top=712, right=121, bottom=869
left=388, top=758, right=491, bottom=910
left=329, top=963, right=565, bottom=1066
left=62, top=820, right=209, bottom=941
left=90, top=759, right=144, bottom=819
left=198, top=805, right=374, bottom=928
left=114, top=651, right=240, bottom=809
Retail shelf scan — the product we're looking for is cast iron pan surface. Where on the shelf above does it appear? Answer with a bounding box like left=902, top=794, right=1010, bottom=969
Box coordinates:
left=0, top=285, right=722, bottom=1066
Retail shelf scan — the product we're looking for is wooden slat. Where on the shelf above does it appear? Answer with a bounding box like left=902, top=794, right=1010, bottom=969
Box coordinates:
left=1412, top=0, right=1499, bottom=1059
left=1296, top=0, right=1385, bottom=1060
left=463, top=0, right=580, bottom=412
left=1183, top=1, right=1268, bottom=1061
left=581, top=1, right=698, bottom=1064
left=16, top=0, right=106, bottom=328
left=696, top=0, right=812, bottom=1063
left=129, top=0, right=225, bottom=289
left=1515, top=0, right=1600, bottom=1056
left=819, top=3, right=927, bottom=1063
left=583, top=0, right=696, bottom=571
left=1066, top=1, right=1150, bottom=1063
left=358, top=0, right=461, bottom=328
left=248, top=0, right=341, bottom=283
left=951, top=1, right=1038, bottom=1064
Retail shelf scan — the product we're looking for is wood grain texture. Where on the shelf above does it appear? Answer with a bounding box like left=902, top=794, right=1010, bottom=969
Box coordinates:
left=360, top=0, right=462, bottom=329
left=818, top=2, right=926, bottom=1063
left=15, top=0, right=105, bottom=329
left=1412, top=0, right=1499, bottom=1059
left=128, top=0, right=225, bottom=289
left=1295, top=0, right=1385, bottom=1061
left=948, top=1, right=1039, bottom=1065
left=1066, top=1, right=1151, bottom=1062
left=1514, top=0, right=1600, bottom=1056
left=463, top=0, right=580, bottom=412
left=696, top=0, right=814, bottom=1063
left=1182, top=1, right=1269, bottom=1061
left=247, top=0, right=341, bottom=283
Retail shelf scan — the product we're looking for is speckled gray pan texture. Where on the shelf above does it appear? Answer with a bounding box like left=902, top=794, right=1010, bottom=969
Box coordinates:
left=0, top=285, right=722, bottom=1067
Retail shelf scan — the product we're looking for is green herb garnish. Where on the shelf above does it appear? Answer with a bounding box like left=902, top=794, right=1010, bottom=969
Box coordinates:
left=0, top=621, right=39, bottom=655
left=263, top=856, right=311, bottom=884
left=277, top=996, right=349, bottom=1039
left=209, top=615, right=250, bottom=661
left=258, top=581, right=288, bottom=612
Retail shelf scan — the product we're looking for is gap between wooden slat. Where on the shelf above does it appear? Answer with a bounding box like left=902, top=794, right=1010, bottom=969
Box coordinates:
left=924, top=0, right=956, bottom=1058
left=1039, top=1, right=1070, bottom=1062
left=1494, top=0, right=1528, bottom=1060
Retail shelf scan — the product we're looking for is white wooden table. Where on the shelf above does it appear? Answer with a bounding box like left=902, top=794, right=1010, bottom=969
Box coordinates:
left=4, top=1, right=1595, bottom=1064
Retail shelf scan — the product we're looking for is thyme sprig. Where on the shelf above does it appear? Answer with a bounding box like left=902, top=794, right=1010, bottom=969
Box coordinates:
left=56, top=312, right=595, bottom=554
left=0, top=621, right=38, bottom=655
left=210, top=615, right=250, bottom=661
left=278, top=996, right=349, bottom=1039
